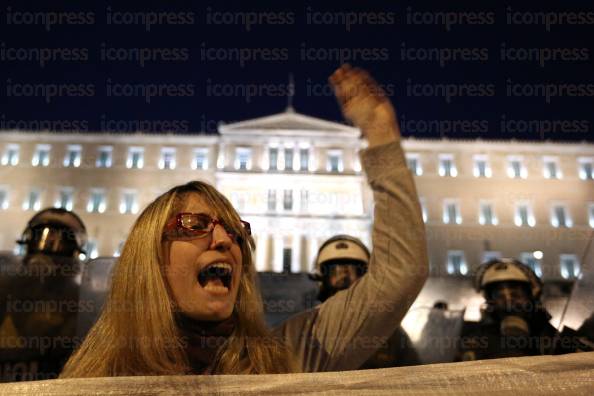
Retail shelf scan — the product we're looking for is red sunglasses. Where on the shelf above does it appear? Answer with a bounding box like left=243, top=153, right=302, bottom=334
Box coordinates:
left=163, top=212, right=251, bottom=242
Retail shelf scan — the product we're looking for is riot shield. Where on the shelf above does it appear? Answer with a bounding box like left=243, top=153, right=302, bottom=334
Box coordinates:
left=0, top=252, right=19, bottom=275
left=0, top=255, right=81, bottom=382
left=76, top=257, right=117, bottom=341
left=557, top=248, right=594, bottom=351
left=401, top=305, right=465, bottom=364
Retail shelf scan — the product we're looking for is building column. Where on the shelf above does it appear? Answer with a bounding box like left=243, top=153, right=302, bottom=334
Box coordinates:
left=292, top=147, right=299, bottom=171
left=300, top=234, right=309, bottom=273
left=217, top=143, right=226, bottom=169
left=273, top=235, right=284, bottom=273
left=278, top=147, right=285, bottom=171
left=258, top=146, right=267, bottom=171
left=309, top=237, right=320, bottom=274
left=310, top=148, right=318, bottom=171
left=266, top=235, right=275, bottom=272
left=255, top=234, right=268, bottom=272
left=291, top=233, right=300, bottom=273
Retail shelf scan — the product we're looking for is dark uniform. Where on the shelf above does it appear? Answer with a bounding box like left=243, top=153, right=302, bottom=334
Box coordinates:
left=458, top=308, right=558, bottom=361
left=0, top=208, right=86, bottom=382
left=359, top=326, right=419, bottom=368
left=457, top=258, right=558, bottom=361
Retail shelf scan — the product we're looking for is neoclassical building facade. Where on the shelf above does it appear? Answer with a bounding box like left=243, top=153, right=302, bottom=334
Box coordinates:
left=1, top=108, right=593, bottom=282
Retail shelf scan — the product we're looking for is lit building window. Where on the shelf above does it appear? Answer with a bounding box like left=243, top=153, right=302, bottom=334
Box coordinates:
left=22, top=189, right=41, bottom=211
left=234, top=147, right=252, bottom=170
left=120, top=190, right=139, bottom=214
left=300, top=190, right=309, bottom=212
left=96, top=146, right=113, bottom=168
left=520, top=252, right=543, bottom=278
left=267, top=189, right=277, bottom=212
left=514, top=202, right=536, bottom=227
left=192, top=148, right=209, bottom=170
left=419, top=197, right=428, bottom=223
left=127, top=147, right=144, bottom=169
left=268, top=147, right=278, bottom=171
left=447, top=250, right=467, bottom=275
left=353, top=155, right=362, bottom=173
left=55, top=187, right=74, bottom=211
left=159, top=147, right=176, bottom=170
left=578, top=157, right=593, bottom=180
left=86, top=240, right=99, bottom=259
left=507, top=156, right=527, bottom=179
left=560, top=254, right=580, bottom=279
left=299, top=148, right=309, bottom=171
left=1, top=144, right=19, bottom=166
left=589, top=203, right=594, bottom=228
left=406, top=153, right=422, bottom=176
left=64, top=145, right=82, bottom=168
left=230, top=192, right=246, bottom=212
left=479, top=201, right=498, bottom=225
left=87, top=188, right=107, bottom=213
left=32, top=144, right=51, bottom=167
left=0, top=187, right=9, bottom=210
left=438, top=154, right=457, bottom=177
left=543, top=157, right=561, bottom=179
left=113, top=240, right=125, bottom=257
left=283, top=190, right=293, bottom=211
left=327, top=150, right=343, bottom=173
left=473, top=155, right=491, bottom=178
left=14, top=241, right=26, bottom=256
left=482, top=251, right=502, bottom=263
left=551, top=204, right=572, bottom=228
left=443, top=199, right=462, bottom=224
left=284, top=147, right=294, bottom=171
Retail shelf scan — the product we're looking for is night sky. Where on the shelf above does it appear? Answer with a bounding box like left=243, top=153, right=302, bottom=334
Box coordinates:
left=0, top=1, right=593, bottom=141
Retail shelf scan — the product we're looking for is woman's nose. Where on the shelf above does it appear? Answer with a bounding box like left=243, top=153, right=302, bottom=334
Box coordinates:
left=209, top=223, right=232, bottom=251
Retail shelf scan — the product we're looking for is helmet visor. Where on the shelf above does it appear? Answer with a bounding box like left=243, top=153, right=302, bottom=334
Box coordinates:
left=23, top=224, right=81, bottom=257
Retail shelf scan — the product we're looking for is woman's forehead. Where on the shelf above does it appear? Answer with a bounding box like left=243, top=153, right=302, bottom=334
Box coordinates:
left=180, top=193, right=214, bottom=216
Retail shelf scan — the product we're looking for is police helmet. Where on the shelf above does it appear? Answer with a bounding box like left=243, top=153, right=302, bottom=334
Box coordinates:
left=313, top=234, right=370, bottom=278
left=17, top=207, right=87, bottom=258
left=474, top=258, right=543, bottom=299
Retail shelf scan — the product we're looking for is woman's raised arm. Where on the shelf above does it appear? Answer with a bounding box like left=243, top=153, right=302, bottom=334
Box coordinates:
left=277, top=65, right=429, bottom=372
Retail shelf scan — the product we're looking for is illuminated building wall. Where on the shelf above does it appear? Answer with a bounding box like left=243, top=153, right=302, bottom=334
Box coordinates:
left=1, top=109, right=593, bottom=282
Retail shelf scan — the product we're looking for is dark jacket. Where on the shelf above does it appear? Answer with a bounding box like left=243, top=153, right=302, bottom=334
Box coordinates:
left=359, top=326, right=420, bottom=369
left=457, top=309, right=558, bottom=361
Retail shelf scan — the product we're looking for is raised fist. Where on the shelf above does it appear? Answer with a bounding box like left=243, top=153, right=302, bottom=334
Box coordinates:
left=329, top=64, right=400, bottom=147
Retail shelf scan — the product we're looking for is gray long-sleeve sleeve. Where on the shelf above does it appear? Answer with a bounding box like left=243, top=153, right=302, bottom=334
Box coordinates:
left=275, top=140, right=429, bottom=372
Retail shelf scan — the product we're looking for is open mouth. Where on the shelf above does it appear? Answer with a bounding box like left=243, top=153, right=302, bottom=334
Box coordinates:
left=198, top=262, right=233, bottom=293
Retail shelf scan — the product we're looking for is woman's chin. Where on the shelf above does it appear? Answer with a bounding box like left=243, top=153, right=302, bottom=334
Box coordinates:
left=183, top=303, right=234, bottom=322
left=207, top=304, right=234, bottom=321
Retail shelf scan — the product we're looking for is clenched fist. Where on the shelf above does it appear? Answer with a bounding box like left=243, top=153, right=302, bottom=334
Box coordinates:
left=329, top=64, right=400, bottom=147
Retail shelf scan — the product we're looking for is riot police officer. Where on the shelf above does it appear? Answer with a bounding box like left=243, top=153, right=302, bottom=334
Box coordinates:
left=458, top=258, right=558, bottom=361
left=0, top=208, right=87, bottom=382
left=19, top=207, right=87, bottom=261
left=309, top=235, right=419, bottom=368
left=310, top=235, right=370, bottom=302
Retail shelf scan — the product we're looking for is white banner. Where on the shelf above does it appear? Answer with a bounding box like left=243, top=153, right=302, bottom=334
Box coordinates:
left=1, top=352, right=594, bottom=395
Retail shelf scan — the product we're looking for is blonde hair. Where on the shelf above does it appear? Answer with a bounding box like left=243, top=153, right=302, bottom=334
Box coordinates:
left=61, top=181, right=292, bottom=377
